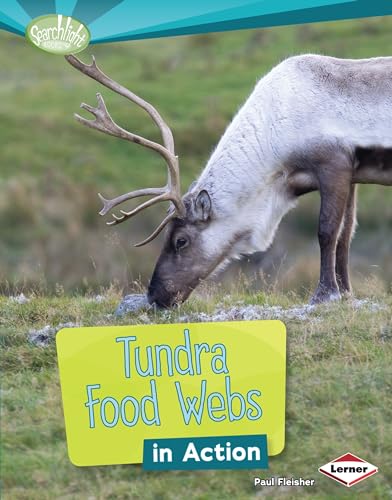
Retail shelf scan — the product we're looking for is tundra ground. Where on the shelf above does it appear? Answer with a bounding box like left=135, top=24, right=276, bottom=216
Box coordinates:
left=1, top=285, right=391, bottom=499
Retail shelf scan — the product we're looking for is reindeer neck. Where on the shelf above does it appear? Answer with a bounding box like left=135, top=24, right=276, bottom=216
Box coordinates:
left=194, top=100, right=278, bottom=217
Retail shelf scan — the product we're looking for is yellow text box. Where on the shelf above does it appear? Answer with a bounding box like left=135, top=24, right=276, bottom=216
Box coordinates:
left=56, top=320, right=286, bottom=466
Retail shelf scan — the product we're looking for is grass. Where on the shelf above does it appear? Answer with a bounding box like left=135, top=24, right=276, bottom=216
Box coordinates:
left=1, top=285, right=391, bottom=499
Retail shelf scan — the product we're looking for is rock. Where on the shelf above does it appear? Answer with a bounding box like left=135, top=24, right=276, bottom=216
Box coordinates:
left=9, top=293, right=30, bottom=304
left=28, top=325, right=57, bottom=347
left=115, top=294, right=150, bottom=316
left=179, top=303, right=317, bottom=323
left=28, top=322, right=81, bottom=347
left=351, top=298, right=386, bottom=312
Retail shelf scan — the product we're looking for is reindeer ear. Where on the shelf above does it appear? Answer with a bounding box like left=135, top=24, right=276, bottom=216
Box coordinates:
left=194, top=190, right=212, bottom=221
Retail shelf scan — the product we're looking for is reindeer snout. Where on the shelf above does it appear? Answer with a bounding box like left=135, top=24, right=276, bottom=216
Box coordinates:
left=147, top=277, right=178, bottom=308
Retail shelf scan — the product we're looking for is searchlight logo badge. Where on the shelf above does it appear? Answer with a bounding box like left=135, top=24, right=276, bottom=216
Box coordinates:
left=319, top=453, right=378, bottom=487
left=26, top=14, right=90, bottom=55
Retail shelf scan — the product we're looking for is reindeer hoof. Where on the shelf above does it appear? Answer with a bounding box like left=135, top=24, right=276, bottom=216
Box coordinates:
left=310, top=288, right=341, bottom=305
left=340, top=289, right=354, bottom=300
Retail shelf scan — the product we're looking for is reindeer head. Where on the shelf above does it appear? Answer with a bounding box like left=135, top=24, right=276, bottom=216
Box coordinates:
left=147, top=188, right=220, bottom=307
left=67, top=55, right=225, bottom=307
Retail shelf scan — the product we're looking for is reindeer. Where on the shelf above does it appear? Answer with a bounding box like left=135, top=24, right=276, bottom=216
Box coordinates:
left=66, top=54, right=392, bottom=308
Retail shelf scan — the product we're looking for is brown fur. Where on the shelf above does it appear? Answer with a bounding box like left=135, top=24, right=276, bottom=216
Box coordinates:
left=287, top=143, right=391, bottom=303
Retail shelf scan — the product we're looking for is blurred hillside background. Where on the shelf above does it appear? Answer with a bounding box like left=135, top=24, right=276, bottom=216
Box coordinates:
left=0, top=17, right=391, bottom=296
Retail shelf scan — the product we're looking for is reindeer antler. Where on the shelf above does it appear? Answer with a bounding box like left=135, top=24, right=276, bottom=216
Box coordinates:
left=65, top=54, right=185, bottom=247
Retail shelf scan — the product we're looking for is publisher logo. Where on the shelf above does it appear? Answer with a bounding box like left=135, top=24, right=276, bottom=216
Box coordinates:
left=26, top=14, right=90, bottom=55
left=319, top=453, right=378, bottom=487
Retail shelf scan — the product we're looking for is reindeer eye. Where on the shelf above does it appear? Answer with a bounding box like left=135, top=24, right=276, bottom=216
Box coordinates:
left=175, top=237, right=188, bottom=251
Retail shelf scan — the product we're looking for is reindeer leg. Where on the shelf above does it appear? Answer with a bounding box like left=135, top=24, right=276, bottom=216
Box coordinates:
left=335, top=184, right=357, bottom=295
left=311, top=165, right=352, bottom=304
